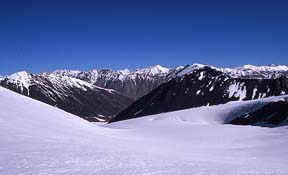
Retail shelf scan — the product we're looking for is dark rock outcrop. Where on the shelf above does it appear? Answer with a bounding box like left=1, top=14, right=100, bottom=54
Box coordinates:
left=230, top=101, right=288, bottom=126
left=111, top=67, right=288, bottom=123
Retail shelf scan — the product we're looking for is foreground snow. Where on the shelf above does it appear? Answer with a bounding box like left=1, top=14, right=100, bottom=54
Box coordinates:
left=0, top=87, right=288, bottom=175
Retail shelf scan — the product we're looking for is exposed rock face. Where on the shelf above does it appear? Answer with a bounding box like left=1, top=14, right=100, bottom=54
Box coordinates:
left=230, top=100, right=288, bottom=126
left=51, top=65, right=172, bottom=100
left=0, top=72, right=132, bottom=122
left=111, top=66, right=288, bottom=123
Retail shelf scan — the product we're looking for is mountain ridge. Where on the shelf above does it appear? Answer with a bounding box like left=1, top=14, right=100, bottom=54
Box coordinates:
left=1, top=63, right=288, bottom=122
left=0, top=72, right=133, bottom=122
left=111, top=66, right=288, bottom=123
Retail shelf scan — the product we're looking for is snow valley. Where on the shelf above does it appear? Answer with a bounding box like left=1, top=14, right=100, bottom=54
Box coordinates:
left=0, top=64, right=288, bottom=174
left=1, top=85, right=288, bottom=175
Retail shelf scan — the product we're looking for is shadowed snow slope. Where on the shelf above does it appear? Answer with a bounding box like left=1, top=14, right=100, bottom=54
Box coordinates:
left=1, top=86, right=288, bottom=175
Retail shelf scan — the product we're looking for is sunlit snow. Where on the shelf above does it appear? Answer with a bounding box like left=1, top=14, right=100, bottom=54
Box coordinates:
left=0, top=87, right=288, bottom=175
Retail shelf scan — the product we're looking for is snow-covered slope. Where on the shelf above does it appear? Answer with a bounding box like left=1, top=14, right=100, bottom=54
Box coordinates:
left=1, top=86, right=288, bottom=175
left=0, top=86, right=101, bottom=137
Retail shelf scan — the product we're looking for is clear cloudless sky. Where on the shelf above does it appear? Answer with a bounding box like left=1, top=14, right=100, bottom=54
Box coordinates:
left=0, top=0, right=288, bottom=74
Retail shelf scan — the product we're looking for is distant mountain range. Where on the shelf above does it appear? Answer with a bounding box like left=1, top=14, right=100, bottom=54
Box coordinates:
left=51, top=65, right=176, bottom=100
left=1, top=64, right=288, bottom=122
left=0, top=65, right=174, bottom=121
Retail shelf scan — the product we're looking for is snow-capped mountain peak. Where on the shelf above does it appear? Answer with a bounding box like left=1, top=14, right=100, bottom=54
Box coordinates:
left=45, top=73, right=94, bottom=91
left=152, top=64, right=170, bottom=74
left=7, top=71, right=31, bottom=95
left=176, top=63, right=216, bottom=76
left=223, top=64, right=288, bottom=78
left=50, top=69, right=82, bottom=77
left=8, top=70, right=30, bottom=80
left=51, top=65, right=170, bottom=79
left=176, top=63, right=288, bottom=79
left=47, top=65, right=171, bottom=99
left=118, top=69, right=130, bottom=75
left=235, top=64, right=288, bottom=72
left=135, top=65, right=170, bottom=76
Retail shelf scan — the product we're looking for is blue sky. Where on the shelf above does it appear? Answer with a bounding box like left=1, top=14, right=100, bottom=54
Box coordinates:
left=0, top=0, right=288, bottom=74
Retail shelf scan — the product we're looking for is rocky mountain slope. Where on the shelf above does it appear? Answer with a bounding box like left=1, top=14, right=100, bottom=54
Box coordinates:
left=0, top=65, right=175, bottom=122
left=49, top=64, right=288, bottom=100
left=1, top=64, right=288, bottom=122
left=51, top=65, right=174, bottom=100
left=111, top=64, right=288, bottom=123
left=0, top=71, right=132, bottom=122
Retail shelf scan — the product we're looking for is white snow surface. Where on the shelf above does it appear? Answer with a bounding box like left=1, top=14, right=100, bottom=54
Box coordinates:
left=227, top=82, right=247, bottom=100
left=1, top=86, right=288, bottom=175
